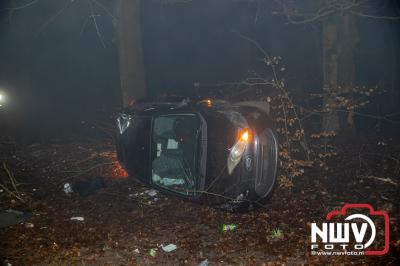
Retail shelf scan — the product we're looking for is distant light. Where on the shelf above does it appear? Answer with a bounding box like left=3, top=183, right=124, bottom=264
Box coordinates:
left=0, top=92, right=6, bottom=107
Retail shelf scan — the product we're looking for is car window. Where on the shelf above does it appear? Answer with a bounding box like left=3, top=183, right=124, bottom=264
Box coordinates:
left=151, top=114, right=200, bottom=195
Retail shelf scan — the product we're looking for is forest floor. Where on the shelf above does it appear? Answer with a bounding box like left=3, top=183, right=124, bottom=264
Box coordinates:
left=0, top=134, right=399, bottom=265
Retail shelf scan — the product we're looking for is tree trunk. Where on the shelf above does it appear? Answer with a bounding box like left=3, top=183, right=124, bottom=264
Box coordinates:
left=338, top=14, right=358, bottom=137
left=322, top=15, right=340, bottom=132
left=114, top=0, right=146, bottom=107
left=322, top=14, right=358, bottom=135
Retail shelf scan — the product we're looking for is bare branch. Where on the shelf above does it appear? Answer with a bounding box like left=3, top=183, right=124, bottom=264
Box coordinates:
left=350, top=10, right=400, bottom=20
left=87, top=0, right=106, bottom=47
left=0, top=0, right=38, bottom=12
left=230, top=29, right=268, bottom=57
left=358, top=175, right=398, bottom=186
left=272, top=0, right=400, bottom=24
left=92, top=0, right=116, bottom=20
left=37, top=0, right=74, bottom=34
left=80, top=16, right=91, bottom=35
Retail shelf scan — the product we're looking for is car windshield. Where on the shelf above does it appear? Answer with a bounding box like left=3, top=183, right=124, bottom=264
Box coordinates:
left=151, top=114, right=200, bottom=195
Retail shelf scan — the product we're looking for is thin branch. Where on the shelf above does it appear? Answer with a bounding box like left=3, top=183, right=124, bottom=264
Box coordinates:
left=3, top=163, right=19, bottom=193
left=37, top=0, right=74, bottom=34
left=0, top=183, right=25, bottom=203
left=350, top=10, right=400, bottom=20
left=272, top=0, right=345, bottom=25
left=0, top=0, right=38, bottom=12
left=272, top=0, right=399, bottom=24
left=87, top=0, right=106, bottom=47
left=358, top=175, right=398, bottom=186
left=254, top=0, right=261, bottom=25
left=231, top=29, right=268, bottom=57
left=92, top=0, right=116, bottom=20
left=80, top=16, right=91, bottom=35
left=280, top=5, right=336, bottom=25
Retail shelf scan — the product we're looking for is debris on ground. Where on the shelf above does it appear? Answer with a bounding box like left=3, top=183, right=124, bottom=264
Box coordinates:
left=63, top=183, right=73, bottom=195
left=221, top=224, right=237, bottom=232
left=271, top=228, right=284, bottom=239
left=142, top=188, right=161, bottom=204
left=70, top=216, right=84, bottom=222
left=24, top=222, right=34, bottom=228
left=0, top=209, right=32, bottom=228
left=161, top=243, right=177, bottom=252
left=148, top=248, right=157, bottom=257
left=145, top=189, right=157, bottom=197
left=0, top=137, right=398, bottom=265
left=198, top=259, right=209, bottom=266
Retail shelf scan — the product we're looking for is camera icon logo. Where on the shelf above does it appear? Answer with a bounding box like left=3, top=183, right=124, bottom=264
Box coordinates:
left=311, top=203, right=389, bottom=256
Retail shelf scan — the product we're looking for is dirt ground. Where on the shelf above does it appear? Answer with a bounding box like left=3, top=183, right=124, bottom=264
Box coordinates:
left=0, top=136, right=399, bottom=265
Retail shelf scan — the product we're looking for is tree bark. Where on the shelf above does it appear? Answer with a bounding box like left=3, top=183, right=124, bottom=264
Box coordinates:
left=322, top=13, right=358, bottom=134
left=322, top=15, right=340, bottom=132
left=114, top=0, right=146, bottom=107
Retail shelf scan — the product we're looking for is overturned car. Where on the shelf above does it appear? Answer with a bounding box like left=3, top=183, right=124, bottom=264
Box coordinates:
left=116, top=97, right=278, bottom=211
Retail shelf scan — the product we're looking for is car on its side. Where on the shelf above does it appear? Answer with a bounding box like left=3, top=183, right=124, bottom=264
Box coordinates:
left=116, top=97, right=278, bottom=211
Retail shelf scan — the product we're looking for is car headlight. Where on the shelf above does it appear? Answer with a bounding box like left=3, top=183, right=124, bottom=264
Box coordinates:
left=117, top=113, right=132, bottom=134
left=227, top=130, right=251, bottom=175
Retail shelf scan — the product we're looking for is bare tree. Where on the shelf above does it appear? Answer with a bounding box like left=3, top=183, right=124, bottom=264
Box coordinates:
left=272, top=0, right=399, bottom=133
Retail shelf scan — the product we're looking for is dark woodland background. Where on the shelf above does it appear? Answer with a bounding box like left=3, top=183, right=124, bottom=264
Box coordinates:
left=0, top=0, right=399, bottom=139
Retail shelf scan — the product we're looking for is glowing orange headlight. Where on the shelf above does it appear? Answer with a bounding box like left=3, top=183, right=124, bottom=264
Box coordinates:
left=239, top=130, right=251, bottom=142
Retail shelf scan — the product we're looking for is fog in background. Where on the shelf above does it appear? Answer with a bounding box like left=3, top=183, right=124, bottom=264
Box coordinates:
left=0, top=0, right=399, bottom=138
